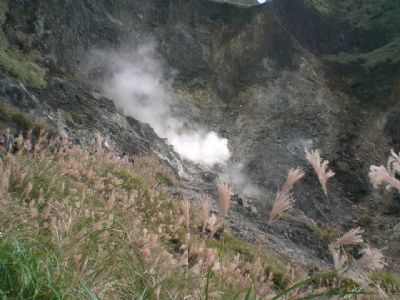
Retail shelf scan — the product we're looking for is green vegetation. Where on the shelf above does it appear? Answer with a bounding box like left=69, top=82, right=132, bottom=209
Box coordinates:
left=206, top=233, right=285, bottom=276
left=304, top=0, right=331, bottom=15
left=307, top=0, right=400, bottom=37
left=0, top=132, right=375, bottom=299
left=323, top=40, right=399, bottom=109
left=0, top=103, right=53, bottom=135
left=155, top=171, right=174, bottom=187
left=376, top=271, right=400, bottom=286
left=324, top=37, right=400, bottom=70
left=371, top=271, right=400, bottom=295
left=0, top=237, right=94, bottom=299
left=305, top=1, right=400, bottom=109
left=0, top=0, right=7, bottom=26
left=305, top=220, right=340, bottom=242
left=0, top=48, right=46, bottom=89
left=328, top=0, right=400, bottom=35
left=371, top=271, right=400, bottom=294
left=0, top=0, right=45, bottom=89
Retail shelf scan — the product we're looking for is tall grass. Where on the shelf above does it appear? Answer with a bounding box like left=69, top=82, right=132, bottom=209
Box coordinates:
left=0, top=133, right=394, bottom=298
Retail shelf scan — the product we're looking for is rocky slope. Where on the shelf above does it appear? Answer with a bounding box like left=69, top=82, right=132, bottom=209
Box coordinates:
left=1, top=0, right=399, bottom=273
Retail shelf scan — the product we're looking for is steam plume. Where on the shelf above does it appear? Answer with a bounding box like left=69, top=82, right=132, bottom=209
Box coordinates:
left=86, top=44, right=230, bottom=166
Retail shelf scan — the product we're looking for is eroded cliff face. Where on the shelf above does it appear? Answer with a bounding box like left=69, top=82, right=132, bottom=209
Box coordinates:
left=1, top=0, right=399, bottom=271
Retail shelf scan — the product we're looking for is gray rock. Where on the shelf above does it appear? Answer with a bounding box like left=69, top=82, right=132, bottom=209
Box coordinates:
left=249, top=205, right=258, bottom=215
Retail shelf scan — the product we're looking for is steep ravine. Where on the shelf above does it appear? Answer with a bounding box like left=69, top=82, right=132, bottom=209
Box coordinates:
left=1, top=0, right=399, bottom=273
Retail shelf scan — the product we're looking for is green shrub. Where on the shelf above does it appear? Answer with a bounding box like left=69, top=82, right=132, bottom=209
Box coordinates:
left=155, top=171, right=174, bottom=187
left=0, top=0, right=45, bottom=89
left=0, top=102, right=53, bottom=135
left=0, top=47, right=45, bottom=89
left=308, top=0, right=400, bottom=36
left=0, top=0, right=7, bottom=26
left=305, top=0, right=332, bottom=15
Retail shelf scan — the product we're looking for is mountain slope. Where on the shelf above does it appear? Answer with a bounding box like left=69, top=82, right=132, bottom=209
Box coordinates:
left=0, top=0, right=399, bottom=278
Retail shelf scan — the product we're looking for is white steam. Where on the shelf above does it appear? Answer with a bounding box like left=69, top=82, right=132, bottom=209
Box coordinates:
left=170, top=131, right=230, bottom=166
left=91, top=44, right=230, bottom=166
left=222, top=163, right=261, bottom=197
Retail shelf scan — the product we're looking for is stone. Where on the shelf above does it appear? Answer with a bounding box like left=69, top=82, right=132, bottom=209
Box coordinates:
left=249, top=205, right=258, bottom=215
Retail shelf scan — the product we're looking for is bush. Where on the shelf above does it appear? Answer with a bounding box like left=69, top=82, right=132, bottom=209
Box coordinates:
left=0, top=103, right=52, bottom=135
left=0, top=0, right=45, bottom=89
left=0, top=47, right=46, bottom=89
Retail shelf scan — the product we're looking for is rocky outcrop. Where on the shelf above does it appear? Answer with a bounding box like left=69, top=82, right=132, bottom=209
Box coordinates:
left=0, top=72, right=192, bottom=177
